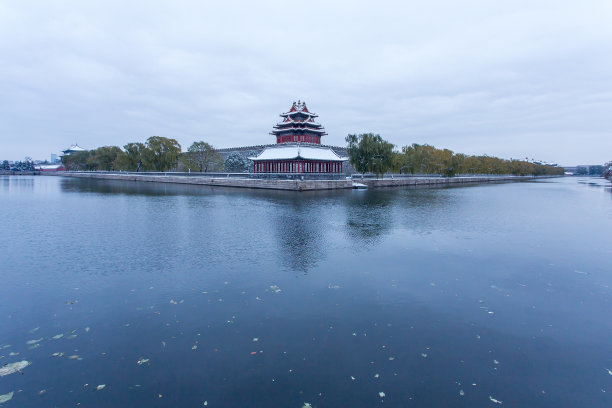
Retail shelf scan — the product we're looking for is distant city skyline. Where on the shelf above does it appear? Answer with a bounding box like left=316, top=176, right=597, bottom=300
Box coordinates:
left=1, top=0, right=611, bottom=166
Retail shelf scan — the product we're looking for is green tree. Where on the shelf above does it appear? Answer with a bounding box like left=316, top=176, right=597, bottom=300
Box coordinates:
left=142, top=136, right=181, bottom=171
left=180, top=141, right=223, bottom=172
left=345, top=133, right=394, bottom=177
left=589, top=165, right=605, bottom=175
left=62, top=150, right=92, bottom=171
left=87, top=146, right=122, bottom=171
left=115, top=142, right=147, bottom=171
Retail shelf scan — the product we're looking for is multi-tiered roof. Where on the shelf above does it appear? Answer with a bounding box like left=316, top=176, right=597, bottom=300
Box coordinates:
left=272, top=101, right=327, bottom=144
left=250, top=101, right=348, bottom=173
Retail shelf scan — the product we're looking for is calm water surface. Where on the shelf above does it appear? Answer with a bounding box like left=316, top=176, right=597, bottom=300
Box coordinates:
left=1, top=176, right=611, bottom=407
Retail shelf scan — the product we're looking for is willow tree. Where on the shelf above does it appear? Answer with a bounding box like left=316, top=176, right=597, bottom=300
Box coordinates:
left=345, top=133, right=394, bottom=177
left=142, top=136, right=181, bottom=171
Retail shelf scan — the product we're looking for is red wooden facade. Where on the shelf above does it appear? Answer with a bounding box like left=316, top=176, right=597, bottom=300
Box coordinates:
left=254, top=160, right=343, bottom=173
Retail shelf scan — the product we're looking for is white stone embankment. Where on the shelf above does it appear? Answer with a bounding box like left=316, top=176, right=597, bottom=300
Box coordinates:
left=44, top=172, right=558, bottom=191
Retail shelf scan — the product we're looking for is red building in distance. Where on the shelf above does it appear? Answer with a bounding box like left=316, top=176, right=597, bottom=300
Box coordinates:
left=251, top=101, right=347, bottom=173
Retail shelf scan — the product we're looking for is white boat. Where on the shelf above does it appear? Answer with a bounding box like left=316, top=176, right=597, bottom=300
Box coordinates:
left=352, top=182, right=367, bottom=189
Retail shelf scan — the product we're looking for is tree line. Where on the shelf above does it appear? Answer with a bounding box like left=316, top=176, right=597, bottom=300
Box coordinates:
left=346, top=133, right=564, bottom=177
left=62, top=133, right=565, bottom=177
left=61, top=136, right=252, bottom=172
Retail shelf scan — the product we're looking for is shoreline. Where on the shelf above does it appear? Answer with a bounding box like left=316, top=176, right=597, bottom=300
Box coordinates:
left=40, top=172, right=560, bottom=191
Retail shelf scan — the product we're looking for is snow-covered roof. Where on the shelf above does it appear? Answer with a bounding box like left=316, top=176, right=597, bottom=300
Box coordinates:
left=272, top=126, right=326, bottom=133
left=281, top=101, right=318, bottom=117
left=275, top=119, right=323, bottom=126
left=35, top=164, right=65, bottom=170
left=63, top=144, right=86, bottom=152
left=249, top=144, right=348, bottom=162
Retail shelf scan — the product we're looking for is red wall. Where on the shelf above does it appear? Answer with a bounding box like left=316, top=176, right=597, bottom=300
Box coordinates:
left=276, top=135, right=321, bottom=144
left=254, top=160, right=343, bottom=173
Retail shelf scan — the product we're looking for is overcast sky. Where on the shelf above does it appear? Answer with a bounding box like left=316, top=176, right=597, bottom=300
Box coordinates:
left=1, top=0, right=610, bottom=165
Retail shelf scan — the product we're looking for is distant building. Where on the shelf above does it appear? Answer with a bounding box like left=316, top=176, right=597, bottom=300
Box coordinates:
left=61, top=144, right=86, bottom=156
left=35, top=164, right=66, bottom=172
left=50, top=153, right=58, bottom=163
left=250, top=101, right=348, bottom=173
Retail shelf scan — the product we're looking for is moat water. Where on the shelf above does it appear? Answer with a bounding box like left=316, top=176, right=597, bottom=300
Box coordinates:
left=1, top=175, right=611, bottom=407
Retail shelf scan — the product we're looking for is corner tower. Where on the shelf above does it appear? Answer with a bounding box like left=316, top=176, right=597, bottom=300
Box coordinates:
left=272, top=101, right=327, bottom=144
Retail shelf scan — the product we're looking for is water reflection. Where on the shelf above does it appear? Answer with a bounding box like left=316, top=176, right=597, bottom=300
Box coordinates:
left=1, top=175, right=35, bottom=194
left=344, top=190, right=394, bottom=245
left=2, top=175, right=612, bottom=407
left=270, top=195, right=329, bottom=273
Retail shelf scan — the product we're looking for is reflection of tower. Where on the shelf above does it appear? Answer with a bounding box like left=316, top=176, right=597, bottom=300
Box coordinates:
left=270, top=193, right=332, bottom=273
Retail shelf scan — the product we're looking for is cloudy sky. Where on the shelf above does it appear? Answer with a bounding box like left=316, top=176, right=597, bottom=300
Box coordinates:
left=1, top=0, right=610, bottom=165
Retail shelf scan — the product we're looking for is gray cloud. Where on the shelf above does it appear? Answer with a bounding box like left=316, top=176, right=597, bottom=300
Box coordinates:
left=1, top=0, right=610, bottom=164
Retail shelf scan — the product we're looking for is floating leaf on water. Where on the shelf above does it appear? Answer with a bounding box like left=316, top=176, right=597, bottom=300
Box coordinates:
left=169, top=300, right=178, bottom=305
left=252, top=338, right=259, bottom=342
left=38, top=389, right=46, bottom=395
left=68, top=355, right=80, bottom=360
left=489, top=395, right=503, bottom=404
left=328, top=284, right=341, bottom=289
left=269, top=285, right=281, bottom=293
left=192, top=345, right=198, bottom=350
left=52, top=334, right=63, bottom=340
left=302, top=403, right=312, bottom=408
left=388, top=357, right=395, bottom=361
left=493, top=360, right=499, bottom=365
left=606, top=368, right=612, bottom=376
left=51, top=352, right=64, bottom=357
left=28, top=327, right=40, bottom=333
left=421, top=353, right=428, bottom=358
left=29, top=343, right=40, bottom=350
left=459, top=389, right=465, bottom=396
left=0, top=360, right=31, bottom=377
left=379, top=392, right=386, bottom=398
left=203, top=401, right=208, bottom=406
left=96, top=384, right=106, bottom=391
left=66, top=335, right=77, bottom=339
left=374, top=374, right=379, bottom=378
left=350, top=376, right=355, bottom=380
left=26, top=338, right=43, bottom=345
left=8, top=352, right=18, bottom=356
left=137, top=358, right=150, bottom=365
left=85, top=327, right=91, bottom=333
left=0, top=391, right=14, bottom=403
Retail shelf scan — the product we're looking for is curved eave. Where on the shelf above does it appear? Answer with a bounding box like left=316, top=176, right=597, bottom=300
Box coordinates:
left=281, top=112, right=318, bottom=118
left=250, top=155, right=347, bottom=162
left=249, top=144, right=348, bottom=162
left=274, top=123, right=324, bottom=128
